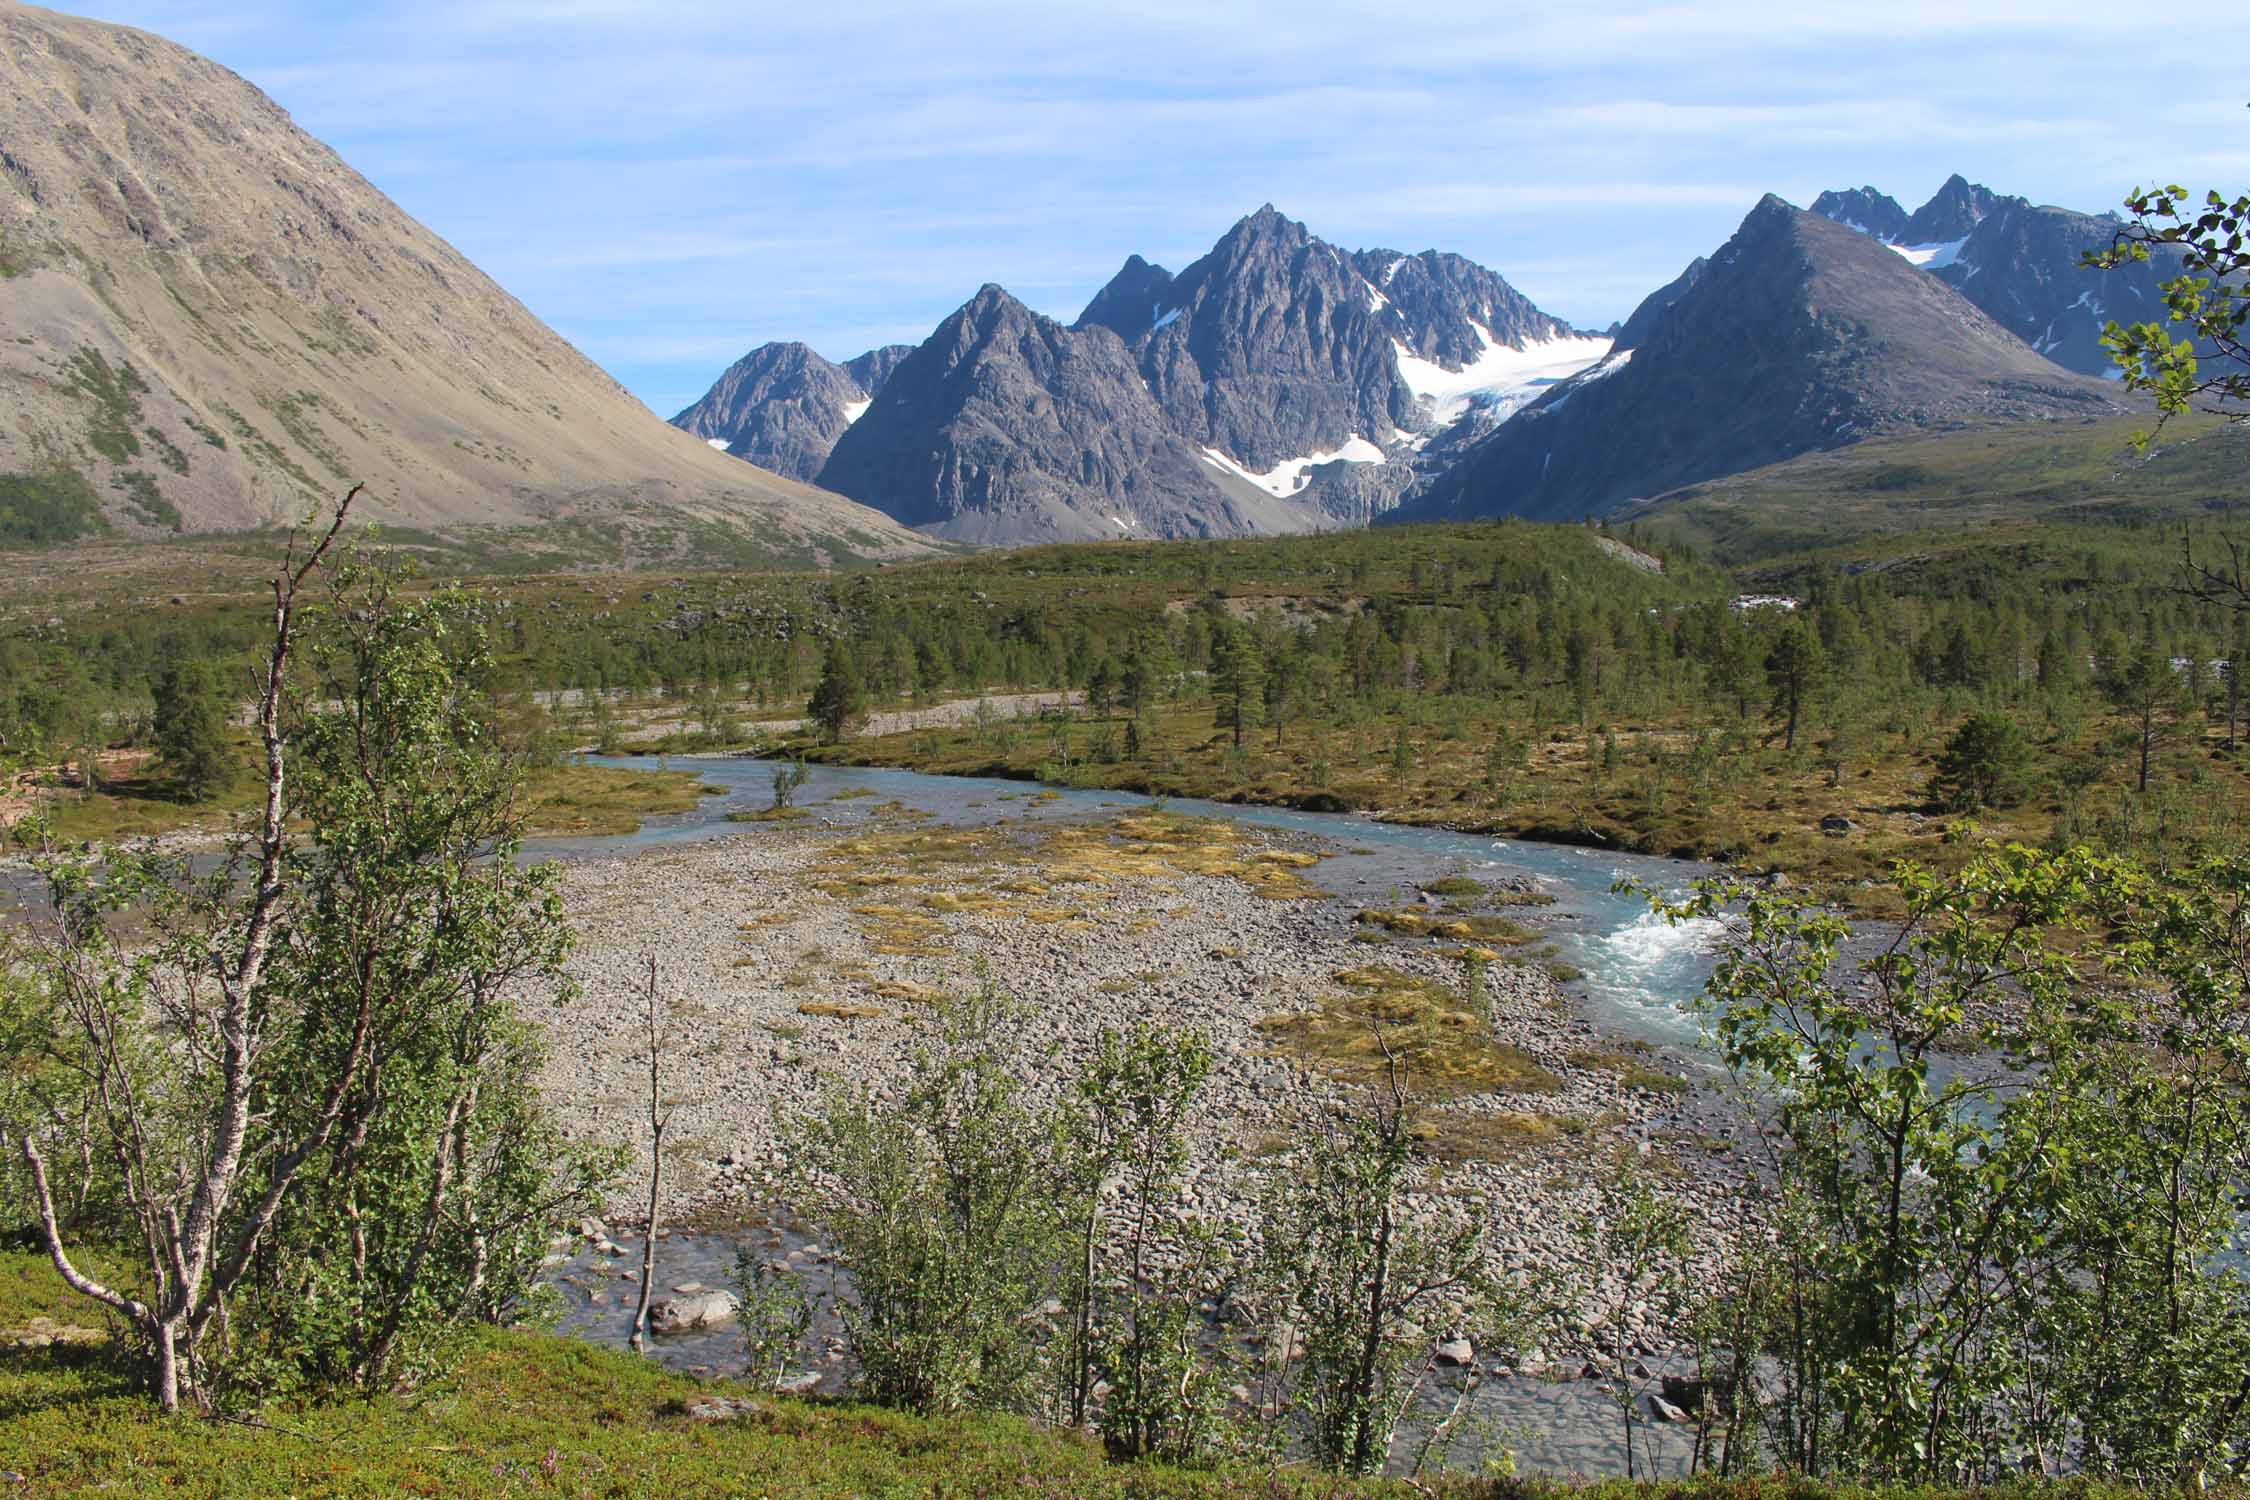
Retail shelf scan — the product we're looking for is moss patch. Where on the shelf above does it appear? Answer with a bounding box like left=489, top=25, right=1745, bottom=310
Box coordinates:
left=1570, top=1044, right=1691, bottom=1095
left=1355, top=908, right=1533, bottom=944
left=1258, top=965, right=1562, bottom=1099
left=729, top=805, right=813, bottom=822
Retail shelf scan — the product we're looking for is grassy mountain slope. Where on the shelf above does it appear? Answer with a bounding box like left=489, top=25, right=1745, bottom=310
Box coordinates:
left=1618, top=414, right=2249, bottom=563
left=0, top=1, right=932, bottom=567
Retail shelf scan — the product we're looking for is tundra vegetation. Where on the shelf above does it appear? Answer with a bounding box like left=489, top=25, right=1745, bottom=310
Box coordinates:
left=10, top=508, right=2250, bottom=904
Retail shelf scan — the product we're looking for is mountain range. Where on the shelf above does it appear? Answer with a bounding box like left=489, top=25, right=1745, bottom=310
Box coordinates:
left=679, top=205, right=1614, bottom=544
left=0, top=0, right=932, bottom=564
left=1392, top=196, right=2121, bottom=525
left=0, top=1, right=2180, bottom=563
left=1808, top=173, right=2179, bottom=377
left=687, top=179, right=2150, bottom=543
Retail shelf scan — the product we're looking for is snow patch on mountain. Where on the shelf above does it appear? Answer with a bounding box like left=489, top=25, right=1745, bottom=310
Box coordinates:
left=1198, top=435, right=1386, bottom=498
left=1576, top=347, right=1636, bottom=382
left=1151, top=305, right=1183, bottom=333
left=1392, top=325, right=1615, bottom=426
left=1891, top=236, right=1970, bottom=270
left=842, top=398, right=871, bottom=425
left=705, top=437, right=732, bottom=451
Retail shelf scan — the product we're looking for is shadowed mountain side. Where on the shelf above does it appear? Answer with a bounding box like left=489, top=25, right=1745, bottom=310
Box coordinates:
left=815, top=285, right=1331, bottom=545
left=1810, top=175, right=2184, bottom=379
left=1392, top=197, right=2126, bottom=524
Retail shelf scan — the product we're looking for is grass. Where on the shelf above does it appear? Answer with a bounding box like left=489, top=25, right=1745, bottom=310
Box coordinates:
left=3, top=1251, right=1482, bottom=1497
left=1258, top=966, right=1563, bottom=1100
left=790, top=811, right=1329, bottom=968
left=517, top=765, right=726, bottom=836
left=1355, top=910, right=1535, bottom=945
left=1414, top=1107, right=1570, bottom=1164
left=1568, top=1045, right=1691, bottom=1096
left=110, top=467, right=182, bottom=530
left=730, top=805, right=814, bottom=823
left=64, top=348, right=147, bottom=465
left=1420, top=876, right=1488, bottom=900
left=12, top=760, right=724, bottom=846
left=1623, top=414, right=2250, bottom=562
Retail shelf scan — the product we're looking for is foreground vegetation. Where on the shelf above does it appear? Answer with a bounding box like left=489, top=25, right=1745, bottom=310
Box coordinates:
left=0, top=1249, right=1447, bottom=1498
left=14, top=1250, right=2240, bottom=1500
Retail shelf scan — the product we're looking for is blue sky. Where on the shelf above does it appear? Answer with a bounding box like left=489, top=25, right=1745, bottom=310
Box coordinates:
left=60, top=1, right=2250, bottom=417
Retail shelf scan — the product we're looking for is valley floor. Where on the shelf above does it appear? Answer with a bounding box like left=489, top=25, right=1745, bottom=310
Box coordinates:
left=533, top=799, right=1751, bottom=1363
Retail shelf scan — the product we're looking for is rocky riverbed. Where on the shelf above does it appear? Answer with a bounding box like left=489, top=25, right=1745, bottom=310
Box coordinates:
left=531, top=797, right=1760, bottom=1362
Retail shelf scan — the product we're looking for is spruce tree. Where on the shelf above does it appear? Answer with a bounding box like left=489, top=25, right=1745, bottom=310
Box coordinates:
left=807, top=640, right=869, bottom=744
left=152, top=656, right=232, bottom=801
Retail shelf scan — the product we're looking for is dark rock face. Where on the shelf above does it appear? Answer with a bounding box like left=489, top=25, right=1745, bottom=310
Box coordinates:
left=673, top=341, right=916, bottom=482
left=788, top=205, right=1595, bottom=542
left=815, top=284, right=1292, bottom=545
left=1811, top=177, right=2182, bottom=376
left=1072, top=254, right=1176, bottom=341
left=1809, top=186, right=1908, bottom=242
left=1393, top=196, right=2124, bottom=525
left=844, top=344, right=915, bottom=399
left=1132, top=205, right=1411, bottom=470
left=1112, top=209, right=1588, bottom=475
left=1350, top=247, right=1575, bottom=368
left=1613, top=257, right=1707, bottom=352
left=671, top=342, right=866, bottom=482
left=1902, top=173, right=2003, bottom=245
left=1935, top=201, right=2174, bottom=376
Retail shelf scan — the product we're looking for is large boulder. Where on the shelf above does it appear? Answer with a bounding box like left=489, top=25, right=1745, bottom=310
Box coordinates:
left=648, top=1289, right=740, bottom=1335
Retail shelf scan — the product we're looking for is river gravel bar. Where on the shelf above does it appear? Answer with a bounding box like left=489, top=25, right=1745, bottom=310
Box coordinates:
left=533, top=802, right=1756, bottom=1348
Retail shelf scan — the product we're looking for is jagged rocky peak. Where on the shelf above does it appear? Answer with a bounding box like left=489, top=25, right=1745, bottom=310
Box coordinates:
left=1810, top=175, right=2008, bottom=251
left=934, top=282, right=1044, bottom=351
left=1808, top=174, right=2176, bottom=376
left=1808, top=186, right=1908, bottom=242
left=814, top=280, right=1291, bottom=544
left=688, top=203, right=1592, bottom=544
left=814, top=274, right=1380, bottom=544
left=1352, top=248, right=1576, bottom=365
left=1214, top=201, right=1310, bottom=255
left=1074, top=255, right=1178, bottom=340
left=1116, top=203, right=1604, bottom=471
left=1904, top=173, right=2005, bottom=244
left=671, top=340, right=880, bottom=484
left=844, top=345, right=914, bottom=398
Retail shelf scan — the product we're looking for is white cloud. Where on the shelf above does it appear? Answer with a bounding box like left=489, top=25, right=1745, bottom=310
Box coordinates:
left=66, top=0, right=2248, bottom=409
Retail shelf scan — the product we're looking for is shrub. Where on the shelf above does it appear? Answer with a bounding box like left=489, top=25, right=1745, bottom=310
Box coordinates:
left=0, top=468, right=106, bottom=544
